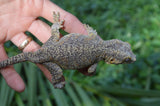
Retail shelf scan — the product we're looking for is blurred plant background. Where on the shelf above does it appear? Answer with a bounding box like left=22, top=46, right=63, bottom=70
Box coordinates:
left=1, top=0, right=160, bottom=106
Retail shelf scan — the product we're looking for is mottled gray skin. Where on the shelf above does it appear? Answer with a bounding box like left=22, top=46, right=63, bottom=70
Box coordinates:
left=0, top=12, right=136, bottom=89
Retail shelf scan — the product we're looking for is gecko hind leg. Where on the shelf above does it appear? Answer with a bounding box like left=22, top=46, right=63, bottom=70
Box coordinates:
left=51, top=12, right=64, bottom=39
left=43, top=62, right=65, bottom=89
left=42, top=12, right=64, bottom=47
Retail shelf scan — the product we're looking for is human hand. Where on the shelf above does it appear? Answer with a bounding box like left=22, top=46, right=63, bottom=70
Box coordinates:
left=0, top=0, right=87, bottom=92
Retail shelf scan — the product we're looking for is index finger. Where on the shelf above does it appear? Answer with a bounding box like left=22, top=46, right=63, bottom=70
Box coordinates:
left=40, top=0, right=87, bottom=35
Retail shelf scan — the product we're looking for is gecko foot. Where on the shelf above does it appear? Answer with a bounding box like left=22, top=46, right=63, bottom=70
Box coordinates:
left=53, top=75, right=66, bottom=89
left=54, top=81, right=65, bottom=89
left=88, top=69, right=96, bottom=74
left=52, top=11, right=64, bottom=29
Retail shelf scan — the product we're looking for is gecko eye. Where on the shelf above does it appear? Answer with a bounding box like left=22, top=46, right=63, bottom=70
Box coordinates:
left=110, top=58, right=114, bottom=61
left=110, top=58, right=115, bottom=63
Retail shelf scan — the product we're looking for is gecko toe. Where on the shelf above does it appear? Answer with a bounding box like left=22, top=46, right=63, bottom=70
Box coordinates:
left=54, top=81, right=65, bottom=89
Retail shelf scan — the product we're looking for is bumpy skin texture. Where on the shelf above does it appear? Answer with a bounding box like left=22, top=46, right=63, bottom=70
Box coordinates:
left=0, top=12, right=136, bottom=89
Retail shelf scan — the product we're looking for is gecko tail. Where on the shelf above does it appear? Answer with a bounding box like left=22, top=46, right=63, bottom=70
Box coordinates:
left=0, top=53, right=27, bottom=69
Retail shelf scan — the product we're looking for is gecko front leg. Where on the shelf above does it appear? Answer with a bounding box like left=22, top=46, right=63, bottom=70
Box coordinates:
left=78, top=63, right=98, bottom=76
left=88, top=63, right=98, bottom=74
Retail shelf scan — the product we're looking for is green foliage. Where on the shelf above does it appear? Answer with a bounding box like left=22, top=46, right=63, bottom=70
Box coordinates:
left=1, top=0, right=160, bottom=105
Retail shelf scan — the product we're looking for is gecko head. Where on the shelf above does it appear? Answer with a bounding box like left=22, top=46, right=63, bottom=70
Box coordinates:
left=104, top=39, right=136, bottom=64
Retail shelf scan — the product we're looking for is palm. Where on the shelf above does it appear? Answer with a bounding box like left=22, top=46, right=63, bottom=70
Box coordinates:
left=0, top=0, right=87, bottom=92
left=0, top=0, right=42, bottom=42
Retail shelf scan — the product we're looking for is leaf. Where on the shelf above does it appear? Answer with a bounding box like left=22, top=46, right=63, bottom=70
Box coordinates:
left=48, top=81, right=69, bottom=106
left=73, top=83, right=94, bottom=106
left=65, top=83, right=81, bottom=106
left=24, top=63, right=38, bottom=106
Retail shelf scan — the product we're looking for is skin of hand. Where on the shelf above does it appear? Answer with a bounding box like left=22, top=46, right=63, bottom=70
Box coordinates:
left=0, top=0, right=87, bottom=92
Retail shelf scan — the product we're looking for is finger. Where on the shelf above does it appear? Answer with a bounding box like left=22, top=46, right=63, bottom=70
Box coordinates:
left=40, top=0, right=87, bottom=35
left=28, top=20, right=51, bottom=43
left=11, top=33, right=52, bottom=82
left=0, top=44, right=25, bottom=92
